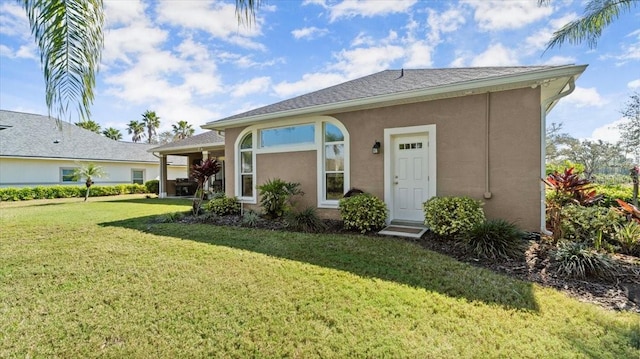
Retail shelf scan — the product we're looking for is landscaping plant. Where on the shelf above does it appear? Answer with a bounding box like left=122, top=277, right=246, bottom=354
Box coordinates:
left=190, top=158, right=221, bottom=215
left=614, top=221, right=640, bottom=256
left=423, top=196, right=485, bottom=238
left=145, top=180, right=159, bottom=195
left=204, top=195, right=240, bottom=216
left=463, top=219, right=524, bottom=260
left=286, top=207, right=327, bottom=233
left=241, top=210, right=260, bottom=227
left=72, top=162, right=107, bottom=201
left=553, top=241, right=616, bottom=279
left=339, top=193, right=388, bottom=233
left=257, top=178, right=303, bottom=218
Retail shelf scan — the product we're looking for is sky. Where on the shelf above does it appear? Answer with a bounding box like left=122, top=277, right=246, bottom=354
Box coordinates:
left=0, top=0, right=638, bottom=143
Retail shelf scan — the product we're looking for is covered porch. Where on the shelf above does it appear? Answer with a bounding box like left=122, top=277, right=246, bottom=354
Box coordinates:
left=149, top=131, right=226, bottom=198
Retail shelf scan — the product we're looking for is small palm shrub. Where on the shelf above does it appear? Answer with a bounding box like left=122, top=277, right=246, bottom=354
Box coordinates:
left=614, top=221, right=640, bottom=256
left=258, top=178, right=303, bottom=218
left=241, top=210, right=260, bottom=227
left=287, top=207, right=327, bottom=233
left=339, top=193, right=388, bottom=233
left=204, top=196, right=240, bottom=216
left=423, top=196, right=485, bottom=238
left=553, top=241, right=616, bottom=279
left=463, top=220, right=524, bottom=260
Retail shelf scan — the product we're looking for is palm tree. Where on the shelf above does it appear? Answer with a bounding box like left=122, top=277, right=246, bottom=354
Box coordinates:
left=127, top=120, right=145, bottom=143
left=75, top=120, right=101, bottom=134
left=23, top=1, right=258, bottom=125
left=102, top=127, right=123, bottom=141
left=540, top=0, right=637, bottom=50
left=172, top=120, right=195, bottom=140
left=141, top=110, right=160, bottom=144
left=72, top=163, right=107, bottom=201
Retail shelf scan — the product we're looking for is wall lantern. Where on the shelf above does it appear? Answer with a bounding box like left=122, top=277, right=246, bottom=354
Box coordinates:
left=372, top=140, right=381, bottom=154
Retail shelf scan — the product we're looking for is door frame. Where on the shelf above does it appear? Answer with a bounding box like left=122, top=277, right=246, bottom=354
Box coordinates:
left=384, top=124, right=437, bottom=223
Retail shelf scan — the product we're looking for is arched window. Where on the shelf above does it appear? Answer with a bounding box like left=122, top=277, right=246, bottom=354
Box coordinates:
left=239, top=133, right=254, bottom=198
left=323, top=123, right=345, bottom=201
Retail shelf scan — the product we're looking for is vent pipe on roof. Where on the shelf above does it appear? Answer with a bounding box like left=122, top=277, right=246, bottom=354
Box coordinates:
left=397, top=68, right=404, bottom=79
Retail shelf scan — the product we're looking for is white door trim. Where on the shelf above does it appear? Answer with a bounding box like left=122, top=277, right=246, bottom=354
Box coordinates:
left=384, top=125, right=437, bottom=223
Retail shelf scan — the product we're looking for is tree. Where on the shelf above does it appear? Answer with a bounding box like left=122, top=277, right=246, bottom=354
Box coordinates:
left=23, top=0, right=258, bottom=125
left=75, top=120, right=101, bottom=134
left=141, top=110, right=160, bottom=144
left=560, top=139, right=625, bottom=180
left=618, top=92, right=640, bottom=164
left=545, top=122, right=575, bottom=163
left=157, top=131, right=175, bottom=145
left=102, top=127, right=122, bottom=141
left=127, top=120, right=145, bottom=143
left=190, top=158, right=221, bottom=215
left=172, top=120, right=195, bottom=140
left=72, top=163, right=106, bottom=201
left=540, top=0, right=637, bottom=50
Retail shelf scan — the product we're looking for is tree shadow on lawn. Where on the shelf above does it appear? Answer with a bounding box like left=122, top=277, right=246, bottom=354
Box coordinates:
left=101, top=215, right=545, bottom=312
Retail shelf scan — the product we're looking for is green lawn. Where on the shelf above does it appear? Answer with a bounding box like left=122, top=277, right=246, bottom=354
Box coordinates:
left=1, top=195, right=639, bottom=358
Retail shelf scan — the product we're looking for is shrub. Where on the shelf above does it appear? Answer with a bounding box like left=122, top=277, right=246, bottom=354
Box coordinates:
left=287, top=207, right=327, bottom=233
left=544, top=167, right=602, bottom=207
left=204, top=196, right=240, bottom=216
left=241, top=210, right=260, bottom=227
left=463, top=220, right=524, bottom=260
left=614, top=221, right=640, bottom=256
left=155, top=211, right=186, bottom=223
left=258, top=178, right=303, bottom=218
left=145, top=180, right=159, bottom=194
left=553, top=241, right=616, bottom=279
left=423, top=196, right=485, bottom=238
left=594, top=184, right=633, bottom=207
left=558, top=205, right=625, bottom=247
left=0, top=184, right=148, bottom=201
left=339, top=193, right=387, bottom=233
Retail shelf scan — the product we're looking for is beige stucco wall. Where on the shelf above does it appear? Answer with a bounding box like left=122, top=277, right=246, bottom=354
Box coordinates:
left=223, top=87, right=542, bottom=231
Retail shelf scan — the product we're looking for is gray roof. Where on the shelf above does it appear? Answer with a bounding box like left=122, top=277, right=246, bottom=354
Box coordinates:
left=206, top=65, right=584, bottom=127
left=0, top=110, right=185, bottom=165
left=150, top=129, right=224, bottom=153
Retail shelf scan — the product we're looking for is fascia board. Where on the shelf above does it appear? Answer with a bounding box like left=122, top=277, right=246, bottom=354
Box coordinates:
left=203, top=65, right=587, bottom=131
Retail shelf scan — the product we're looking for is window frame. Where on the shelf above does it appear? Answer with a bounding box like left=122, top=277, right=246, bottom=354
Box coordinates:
left=131, top=169, right=145, bottom=185
left=236, top=132, right=256, bottom=202
left=60, top=167, right=79, bottom=183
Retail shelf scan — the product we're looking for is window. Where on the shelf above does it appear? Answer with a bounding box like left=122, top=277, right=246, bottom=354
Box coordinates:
left=132, top=169, right=144, bottom=184
left=60, top=168, right=78, bottom=182
left=323, top=123, right=345, bottom=201
left=259, top=124, right=314, bottom=148
left=239, top=133, right=254, bottom=197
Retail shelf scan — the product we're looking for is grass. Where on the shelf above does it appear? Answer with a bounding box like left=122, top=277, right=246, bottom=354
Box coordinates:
left=1, top=195, right=639, bottom=358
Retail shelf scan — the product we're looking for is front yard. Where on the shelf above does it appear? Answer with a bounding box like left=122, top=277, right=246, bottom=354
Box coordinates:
left=1, top=196, right=638, bottom=357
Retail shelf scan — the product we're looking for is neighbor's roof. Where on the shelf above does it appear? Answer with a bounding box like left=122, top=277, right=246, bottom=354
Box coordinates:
left=0, top=110, right=185, bottom=165
left=203, top=65, right=586, bottom=130
left=150, top=129, right=224, bottom=154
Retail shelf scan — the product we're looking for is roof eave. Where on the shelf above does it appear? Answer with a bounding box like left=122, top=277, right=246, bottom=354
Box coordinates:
left=203, top=65, right=587, bottom=131
left=149, top=143, right=225, bottom=155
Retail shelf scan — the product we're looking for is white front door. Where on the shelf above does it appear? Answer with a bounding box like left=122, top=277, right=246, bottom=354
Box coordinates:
left=392, top=134, right=429, bottom=222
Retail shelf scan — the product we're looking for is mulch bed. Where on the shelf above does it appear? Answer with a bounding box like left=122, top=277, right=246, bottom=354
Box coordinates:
left=186, top=213, right=640, bottom=313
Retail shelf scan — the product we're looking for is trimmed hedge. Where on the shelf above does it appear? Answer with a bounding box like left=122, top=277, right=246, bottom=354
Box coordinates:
left=0, top=184, right=149, bottom=201
left=423, top=196, right=485, bottom=238
left=339, top=193, right=388, bottom=233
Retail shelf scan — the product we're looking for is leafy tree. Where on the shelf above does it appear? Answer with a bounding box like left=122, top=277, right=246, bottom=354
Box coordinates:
left=560, top=139, right=625, bottom=180
left=618, top=92, right=640, bottom=164
left=172, top=120, right=195, bottom=140
left=546, top=122, right=575, bottom=163
left=72, top=163, right=106, bottom=201
left=540, top=0, right=637, bottom=50
left=22, top=0, right=258, bottom=125
left=127, top=120, right=145, bottom=143
left=190, top=158, right=221, bottom=215
left=157, top=131, right=175, bottom=144
left=75, top=120, right=101, bottom=134
left=141, top=110, right=160, bottom=144
left=102, top=127, right=122, bottom=141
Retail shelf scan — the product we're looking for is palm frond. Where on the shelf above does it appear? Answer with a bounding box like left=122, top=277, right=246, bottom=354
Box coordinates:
left=545, top=0, right=636, bottom=51
left=22, top=0, right=104, bottom=124
left=235, top=0, right=260, bottom=25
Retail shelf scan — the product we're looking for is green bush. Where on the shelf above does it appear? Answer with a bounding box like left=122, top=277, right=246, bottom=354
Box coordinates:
left=145, top=180, right=159, bottom=194
left=258, top=178, right=303, bottom=218
left=204, top=196, right=240, bottom=216
left=558, top=205, right=625, bottom=247
left=553, top=241, right=616, bottom=279
left=614, top=221, right=640, bottom=256
left=593, top=184, right=633, bottom=207
left=339, top=193, right=388, bottom=233
left=241, top=210, right=260, bottom=227
left=423, top=196, right=485, bottom=238
left=287, top=207, right=327, bottom=233
left=463, top=220, right=524, bottom=260
left=0, top=184, right=148, bottom=201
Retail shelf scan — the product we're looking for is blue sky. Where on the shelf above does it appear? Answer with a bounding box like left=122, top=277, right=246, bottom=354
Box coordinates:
left=0, top=0, right=638, bottom=142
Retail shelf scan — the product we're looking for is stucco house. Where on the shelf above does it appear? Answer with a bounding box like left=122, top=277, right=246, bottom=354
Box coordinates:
left=157, top=65, right=586, bottom=232
left=0, top=110, right=186, bottom=188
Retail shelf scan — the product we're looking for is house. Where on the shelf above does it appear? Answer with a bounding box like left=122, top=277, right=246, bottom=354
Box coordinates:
left=158, top=65, right=587, bottom=232
left=0, top=110, right=187, bottom=188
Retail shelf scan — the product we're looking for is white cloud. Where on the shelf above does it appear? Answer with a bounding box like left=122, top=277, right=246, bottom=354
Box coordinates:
left=563, top=87, right=607, bottom=108
left=470, top=43, right=519, bottom=66
left=403, top=41, right=434, bottom=68
left=273, top=73, right=346, bottom=98
left=328, top=0, right=417, bottom=21
left=104, top=0, right=146, bottom=26
left=588, top=118, right=626, bottom=143
left=102, top=24, right=168, bottom=65
left=541, top=55, right=576, bottom=65
left=292, top=26, right=329, bottom=40
left=232, top=77, right=272, bottom=97
left=426, top=7, right=466, bottom=41
left=0, top=44, right=37, bottom=60
left=628, top=79, right=640, bottom=89
left=0, top=3, right=29, bottom=37
left=330, top=45, right=405, bottom=78
left=464, top=0, right=553, bottom=31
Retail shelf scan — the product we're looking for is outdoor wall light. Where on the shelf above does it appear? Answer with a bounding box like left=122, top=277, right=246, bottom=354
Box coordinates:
left=372, top=140, right=381, bottom=154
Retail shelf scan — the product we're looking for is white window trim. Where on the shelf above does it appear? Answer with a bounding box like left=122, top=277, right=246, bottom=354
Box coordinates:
left=131, top=169, right=145, bottom=184
left=60, top=167, right=79, bottom=183
left=234, top=116, right=349, bottom=208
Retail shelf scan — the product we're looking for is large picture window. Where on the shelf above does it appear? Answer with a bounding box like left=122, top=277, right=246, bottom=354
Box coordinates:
left=259, top=124, right=314, bottom=148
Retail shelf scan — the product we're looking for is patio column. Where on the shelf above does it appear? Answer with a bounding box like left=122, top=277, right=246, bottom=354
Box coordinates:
left=159, top=154, right=167, bottom=198
left=202, top=150, right=210, bottom=192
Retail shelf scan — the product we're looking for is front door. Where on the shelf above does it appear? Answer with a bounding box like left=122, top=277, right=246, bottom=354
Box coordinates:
left=392, top=134, right=429, bottom=222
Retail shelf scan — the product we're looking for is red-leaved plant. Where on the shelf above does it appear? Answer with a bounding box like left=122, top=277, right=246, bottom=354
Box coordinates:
left=190, top=158, right=221, bottom=214
left=616, top=199, right=640, bottom=224
left=544, top=167, right=603, bottom=206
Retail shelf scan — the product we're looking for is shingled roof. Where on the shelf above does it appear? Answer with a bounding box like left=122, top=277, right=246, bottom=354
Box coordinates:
left=150, top=129, right=224, bottom=154
left=204, top=65, right=586, bottom=129
left=0, top=110, right=184, bottom=165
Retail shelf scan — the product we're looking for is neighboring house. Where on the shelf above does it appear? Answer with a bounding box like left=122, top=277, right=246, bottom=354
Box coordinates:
left=0, top=110, right=187, bottom=188
left=155, top=65, right=586, bottom=232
